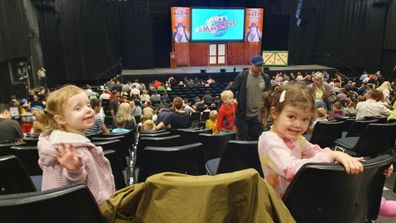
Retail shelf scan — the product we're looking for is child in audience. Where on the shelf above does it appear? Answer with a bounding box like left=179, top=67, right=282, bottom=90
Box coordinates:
left=258, top=82, right=364, bottom=197
left=141, top=120, right=155, bottom=132
left=216, top=90, right=236, bottom=133
left=310, top=107, right=328, bottom=130
left=331, top=101, right=345, bottom=119
left=36, top=85, right=115, bottom=205
left=205, top=110, right=217, bottom=133
left=112, top=114, right=130, bottom=134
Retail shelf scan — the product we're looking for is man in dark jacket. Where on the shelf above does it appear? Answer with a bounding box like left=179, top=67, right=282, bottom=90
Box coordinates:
left=230, top=55, right=271, bottom=140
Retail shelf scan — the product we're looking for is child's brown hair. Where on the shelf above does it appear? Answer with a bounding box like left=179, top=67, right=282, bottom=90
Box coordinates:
left=259, top=82, right=316, bottom=125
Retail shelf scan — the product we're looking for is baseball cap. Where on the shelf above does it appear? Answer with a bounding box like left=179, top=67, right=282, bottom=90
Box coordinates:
left=250, top=55, right=264, bottom=65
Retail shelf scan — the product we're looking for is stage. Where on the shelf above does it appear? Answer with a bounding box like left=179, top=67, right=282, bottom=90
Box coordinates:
left=121, top=64, right=336, bottom=83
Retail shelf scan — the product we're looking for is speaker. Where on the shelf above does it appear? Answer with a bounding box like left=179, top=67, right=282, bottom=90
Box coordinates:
left=220, top=68, right=226, bottom=73
left=200, top=69, right=207, bottom=74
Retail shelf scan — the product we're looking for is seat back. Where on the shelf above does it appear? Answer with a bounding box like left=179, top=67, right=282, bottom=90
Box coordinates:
left=198, top=132, right=236, bottom=163
left=136, top=135, right=182, bottom=167
left=138, top=143, right=205, bottom=182
left=283, top=154, right=394, bottom=223
left=353, top=123, right=396, bottom=157
left=139, top=131, right=171, bottom=138
left=92, top=139, right=127, bottom=169
left=0, top=155, right=36, bottom=195
left=9, top=146, right=42, bottom=176
left=310, top=121, right=343, bottom=148
left=23, top=137, right=39, bottom=146
left=346, top=119, right=378, bottom=137
left=217, top=140, right=264, bottom=177
left=174, top=128, right=212, bottom=143
left=103, top=150, right=126, bottom=190
left=0, top=184, right=105, bottom=223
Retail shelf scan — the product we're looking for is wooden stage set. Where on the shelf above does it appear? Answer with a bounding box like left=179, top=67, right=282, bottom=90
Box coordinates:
left=121, top=64, right=336, bottom=83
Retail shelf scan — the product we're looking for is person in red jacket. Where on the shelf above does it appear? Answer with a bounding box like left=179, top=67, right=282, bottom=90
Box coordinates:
left=216, top=90, right=237, bottom=133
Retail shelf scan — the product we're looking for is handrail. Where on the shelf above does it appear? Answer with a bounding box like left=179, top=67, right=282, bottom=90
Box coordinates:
left=96, top=59, right=122, bottom=86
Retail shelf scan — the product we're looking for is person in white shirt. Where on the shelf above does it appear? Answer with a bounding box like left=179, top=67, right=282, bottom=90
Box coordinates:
left=356, top=89, right=392, bottom=119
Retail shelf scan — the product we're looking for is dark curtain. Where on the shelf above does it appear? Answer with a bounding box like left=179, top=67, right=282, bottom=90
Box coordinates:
left=383, top=0, right=396, bottom=78
left=0, top=0, right=30, bottom=62
left=288, top=0, right=393, bottom=75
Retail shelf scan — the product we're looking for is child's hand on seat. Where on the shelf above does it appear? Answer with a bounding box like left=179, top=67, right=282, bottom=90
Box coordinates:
left=384, top=164, right=394, bottom=177
left=55, top=144, right=82, bottom=171
left=331, top=151, right=364, bottom=175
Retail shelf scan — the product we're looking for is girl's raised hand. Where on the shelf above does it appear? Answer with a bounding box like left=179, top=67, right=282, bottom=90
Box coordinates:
left=55, top=144, right=82, bottom=171
left=331, top=151, right=364, bottom=175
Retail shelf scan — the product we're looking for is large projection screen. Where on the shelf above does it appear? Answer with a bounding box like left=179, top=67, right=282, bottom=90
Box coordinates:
left=191, top=8, right=245, bottom=42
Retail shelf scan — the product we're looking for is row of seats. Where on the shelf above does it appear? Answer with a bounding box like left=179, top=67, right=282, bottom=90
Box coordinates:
left=1, top=152, right=394, bottom=222
left=307, top=118, right=396, bottom=158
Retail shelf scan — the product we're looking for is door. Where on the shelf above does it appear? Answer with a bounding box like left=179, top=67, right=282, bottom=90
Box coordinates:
left=209, top=43, right=226, bottom=65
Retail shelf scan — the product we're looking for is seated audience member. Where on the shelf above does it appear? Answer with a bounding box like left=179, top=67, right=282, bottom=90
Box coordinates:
left=331, top=101, right=345, bottom=119
left=116, top=102, right=136, bottom=130
left=216, top=90, right=236, bottom=134
left=183, top=99, right=195, bottom=115
left=206, top=110, right=217, bottom=133
left=356, top=89, right=392, bottom=119
left=0, top=103, right=23, bottom=143
left=155, top=104, right=173, bottom=125
left=161, top=91, right=169, bottom=103
left=311, top=107, right=328, bottom=130
left=141, top=120, right=155, bottom=132
left=344, top=100, right=357, bottom=117
left=85, top=98, right=110, bottom=135
left=150, top=90, right=161, bottom=105
left=112, top=114, right=130, bottom=134
left=202, top=91, right=214, bottom=105
left=140, top=90, right=151, bottom=103
left=156, top=97, right=191, bottom=129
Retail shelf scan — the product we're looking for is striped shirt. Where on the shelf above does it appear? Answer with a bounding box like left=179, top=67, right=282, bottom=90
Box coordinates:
left=85, top=114, right=104, bottom=135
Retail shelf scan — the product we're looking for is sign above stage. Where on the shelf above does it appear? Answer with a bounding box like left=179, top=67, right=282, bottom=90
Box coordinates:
left=263, top=51, right=289, bottom=66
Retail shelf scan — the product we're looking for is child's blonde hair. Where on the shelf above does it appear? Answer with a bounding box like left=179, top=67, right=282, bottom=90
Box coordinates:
left=142, top=120, right=155, bottom=131
left=35, top=85, right=84, bottom=131
left=117, top=102, right=134, bottom=122
left=209, top=110, right=218, bottom=121
left=220, top=90, right=233, bottom=101
left=316, top=107, right=328, bottom=118
left=259, top=82, right=316, bottom=125
left=115, top=114, right=126, bottom=128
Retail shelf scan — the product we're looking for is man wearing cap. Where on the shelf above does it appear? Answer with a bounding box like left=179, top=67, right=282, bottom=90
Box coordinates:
left=230, top=55, right=271, bottom=140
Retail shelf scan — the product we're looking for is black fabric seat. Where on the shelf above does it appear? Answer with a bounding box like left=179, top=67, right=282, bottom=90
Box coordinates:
left=345, top=119, right=378, bottom=137
left=334, top=123, right=396, bottom=157
left=8, top=146, right=41, bottom=176
left=0, top=155, right=37, bottom=195
left=205, top=140, right=264, bottom=177
left=103, top=150, right=126, bottom=190
left=136, top=135, right=182, bottom=167
left=92, top=139, right=127, bottom=169
left=139, top=131, right=171, bottom=138
left=283, top=154, right=394, bottom=223
left=137, top=143, right=205, bottom=182
left=309, top=121, right=344, bottom=148
left=173, top=128, right=212, bottom=143
left=23, top=137, right=39, bottom=146
left=0, top=184, right=105, bottom=223
left=198, top=132, right=236, bottom=163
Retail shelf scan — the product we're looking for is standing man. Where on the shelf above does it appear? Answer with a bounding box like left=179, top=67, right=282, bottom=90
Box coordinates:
left=230, top=55, right=271, bottom=140
left=37, top=67, right=47, bottom=88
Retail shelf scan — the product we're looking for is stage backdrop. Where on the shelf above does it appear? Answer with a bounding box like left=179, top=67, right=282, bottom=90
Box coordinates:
left=171, top=7, right=264, bottom=67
